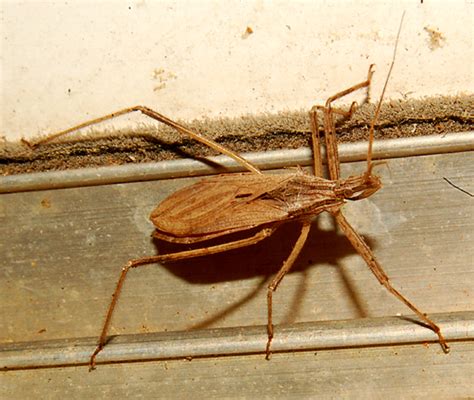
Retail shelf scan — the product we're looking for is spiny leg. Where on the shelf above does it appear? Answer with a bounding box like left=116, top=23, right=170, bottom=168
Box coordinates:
left=332, top=210, right=450, bottom=353
left=266, top=222, right=311, bottom=359
left=309, top=108, right=324, bottom=178
left=24, top=105, right=261, bottom=174
left=326, top=65, right=375, bottom=106
left=309, top=103, right=358, bottom=178
left=308, top=65, right=373, bottom=181
left=89, top=226, right=276, bottom=370
left=324, top=65, right=375, bottom=181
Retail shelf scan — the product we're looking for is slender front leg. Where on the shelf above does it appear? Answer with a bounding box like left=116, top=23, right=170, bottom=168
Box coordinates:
left=309, top=108, right=324, bottom=178
left=333, top=210, right=450, bottom=353
left=310, top=102, right=358, bottom=180
left=318, top=65, right=375, bottom=181
left=89, top=227, right=276, bottom=370
left=328, top=66, right=374, bottom=181
left=325, top=65, right=374, bottom=106
left=266, top=222, right=311, bottom=359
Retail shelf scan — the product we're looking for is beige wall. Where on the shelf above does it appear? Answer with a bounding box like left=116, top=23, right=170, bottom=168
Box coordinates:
left=1, top=1, right=472, bottom=141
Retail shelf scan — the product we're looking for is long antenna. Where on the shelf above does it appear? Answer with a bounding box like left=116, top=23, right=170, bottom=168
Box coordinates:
left=367, top=11, right=405, bottom=173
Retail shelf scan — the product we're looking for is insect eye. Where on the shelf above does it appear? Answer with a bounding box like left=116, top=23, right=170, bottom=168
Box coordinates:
left=344, top=189, right=354, bottom=197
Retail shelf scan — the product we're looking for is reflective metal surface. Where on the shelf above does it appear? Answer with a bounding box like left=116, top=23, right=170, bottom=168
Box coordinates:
left=1, top=311, right=473, bottom=370
left=1, top=132, right=473, bottom=193
left=1, top=135, right=473, bottom=398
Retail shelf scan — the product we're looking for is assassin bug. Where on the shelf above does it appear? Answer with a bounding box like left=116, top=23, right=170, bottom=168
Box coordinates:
left=26, top=14, right=449, bottom=370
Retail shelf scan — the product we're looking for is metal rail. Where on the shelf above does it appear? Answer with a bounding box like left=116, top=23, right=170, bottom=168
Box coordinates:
left=1, top=132, right=473, bottom=193
left=2, top=311, right=473, bottom=370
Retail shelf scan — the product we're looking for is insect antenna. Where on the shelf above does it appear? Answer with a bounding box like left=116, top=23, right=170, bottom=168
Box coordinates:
left=366, top=11, right=405, bottom=176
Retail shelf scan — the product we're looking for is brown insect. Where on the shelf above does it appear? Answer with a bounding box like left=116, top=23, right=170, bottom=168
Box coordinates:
left=27, top=14, right=449, bottom=370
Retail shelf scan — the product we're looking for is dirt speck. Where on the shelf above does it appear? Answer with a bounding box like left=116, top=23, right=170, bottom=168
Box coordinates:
left=41, top=198, right=51, bottom=208
left=242, top=26, right=254, bottom=39
left=424, top=26, right=446, bottom=50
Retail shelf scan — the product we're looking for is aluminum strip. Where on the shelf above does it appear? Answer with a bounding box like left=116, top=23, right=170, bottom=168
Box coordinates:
left=1, top=131, right=473, bottom=193
left=1, top=311, right=473, bottom=370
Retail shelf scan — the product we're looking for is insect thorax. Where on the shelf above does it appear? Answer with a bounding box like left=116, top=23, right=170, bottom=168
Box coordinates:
left=261, top=174, right=343, bottom=216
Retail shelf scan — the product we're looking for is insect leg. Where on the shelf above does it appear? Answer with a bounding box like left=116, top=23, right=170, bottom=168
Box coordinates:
left=324, top=66, right=375, bottom=181
left=309, top=104, right=358, bottom=179
left=89, top=226, right=276, bottom=370
left=24, top=106, right=261, bottom=174
left=308, top=108, right=324, bottom=178
left=308, top=66, right=373, bottom=181
left=266, top=222, right=311, bottom=359
left=326, top=65, right=375, bottom=106
left=333, top=210, right=450, bottom=353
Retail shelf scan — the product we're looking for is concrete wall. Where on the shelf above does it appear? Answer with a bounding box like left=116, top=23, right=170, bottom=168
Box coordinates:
left=1, top=1, right=472, bottom=141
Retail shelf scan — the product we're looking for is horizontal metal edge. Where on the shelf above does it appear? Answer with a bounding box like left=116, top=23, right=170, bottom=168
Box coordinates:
left=1, top=311, right=472, bottom=370
left=1, top=132, right=473, bottom=193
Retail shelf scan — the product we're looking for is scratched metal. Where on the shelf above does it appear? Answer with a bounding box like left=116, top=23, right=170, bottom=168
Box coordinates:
left=0, top=141, right=473, bottom=397
left=1, top=312, right=473, bottom=370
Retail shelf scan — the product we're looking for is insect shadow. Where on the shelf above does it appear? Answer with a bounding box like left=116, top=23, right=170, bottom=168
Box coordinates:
left=154, top=219, right=375, bottom=329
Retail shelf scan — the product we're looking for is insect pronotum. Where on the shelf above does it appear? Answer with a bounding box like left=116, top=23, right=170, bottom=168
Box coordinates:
left=27, top=13, right=449, bottom=370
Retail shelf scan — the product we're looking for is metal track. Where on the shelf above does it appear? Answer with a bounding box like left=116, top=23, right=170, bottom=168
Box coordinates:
left=1, top=132, right=473, bottom=193
left=2, top=311, right=473, bottom=370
